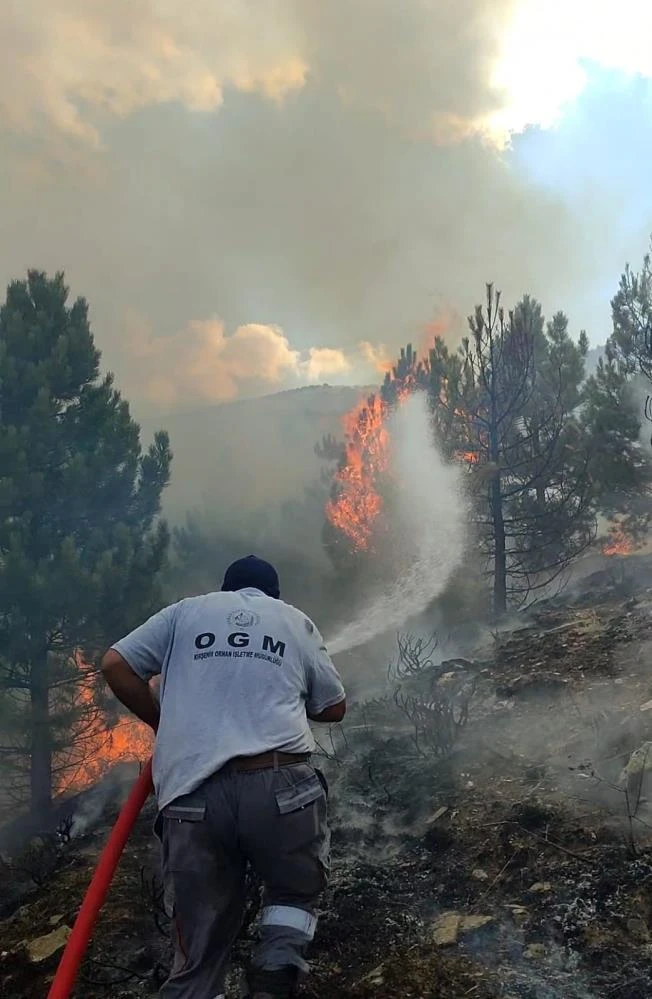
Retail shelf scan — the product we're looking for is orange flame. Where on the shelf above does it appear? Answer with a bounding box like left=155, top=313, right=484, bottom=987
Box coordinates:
left=54, top=652, right=153, bottom=796
left=601, top=524, right=634, bottom=558
left=325, top=394, right=390, bottom=551
left=326, top=366, right=484, bottom=551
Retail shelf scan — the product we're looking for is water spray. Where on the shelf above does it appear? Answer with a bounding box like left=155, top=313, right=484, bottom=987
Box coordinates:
left=47, top=758, right=154, bottom=999
left=328, top=393, right=467, bottom=655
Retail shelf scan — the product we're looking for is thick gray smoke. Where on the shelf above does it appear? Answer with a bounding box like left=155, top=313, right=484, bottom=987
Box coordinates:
left=0, top=0, right=633, bottom=422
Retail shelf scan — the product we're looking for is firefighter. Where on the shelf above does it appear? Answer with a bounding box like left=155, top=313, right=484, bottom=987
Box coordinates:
left=101, top=555, right=346, bottom=999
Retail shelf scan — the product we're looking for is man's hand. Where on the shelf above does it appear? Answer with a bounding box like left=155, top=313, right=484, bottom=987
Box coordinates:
left=307, top=698, right=346, bottom=724
left=101, top=649, right=161, bottom=732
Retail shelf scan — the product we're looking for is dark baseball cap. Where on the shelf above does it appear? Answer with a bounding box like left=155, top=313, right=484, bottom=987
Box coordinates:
left=221, top=555, right=280, bottom=599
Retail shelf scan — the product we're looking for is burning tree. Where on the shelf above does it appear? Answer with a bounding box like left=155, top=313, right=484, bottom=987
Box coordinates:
left=315, top=349, right=428, bottom=568
left=0, top=271, right=171, bottom=817
left=380, top=343, right=428, bottom=406
left=317, top=393, right=395, bottom=565
left=323, top=287, right=596, bottom=615
left=324, top=394, right=388, bottom=553
left=318, top=275, right=652, bottom=616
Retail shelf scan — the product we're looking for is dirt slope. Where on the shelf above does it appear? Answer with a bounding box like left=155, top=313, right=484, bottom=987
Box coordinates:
left=2, top=559, right=652, bottom=998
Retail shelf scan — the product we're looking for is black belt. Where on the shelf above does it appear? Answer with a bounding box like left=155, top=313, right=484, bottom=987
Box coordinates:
left=224, top=751, right=310, bottom=772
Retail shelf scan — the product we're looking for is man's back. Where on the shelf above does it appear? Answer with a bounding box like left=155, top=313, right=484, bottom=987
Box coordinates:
left=103, top=555, right=346, bottom=998
left=112, top=586, right=345, bottom=810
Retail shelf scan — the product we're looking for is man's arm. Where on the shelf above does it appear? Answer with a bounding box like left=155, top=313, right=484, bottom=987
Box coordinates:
left=101, top=649, right=160, bottom=731
left=303, top=616, right=347, bottom=724
left=102, top=602, right=177, bottom=730
left=307, top=699, right=346, bottom=724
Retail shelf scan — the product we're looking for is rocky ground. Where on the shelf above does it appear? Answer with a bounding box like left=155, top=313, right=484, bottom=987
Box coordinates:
left=2, top=556, right=652, bottom=998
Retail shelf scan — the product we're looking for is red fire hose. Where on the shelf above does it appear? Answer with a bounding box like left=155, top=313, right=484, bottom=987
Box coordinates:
left=47, top=757, right=154, bottom=999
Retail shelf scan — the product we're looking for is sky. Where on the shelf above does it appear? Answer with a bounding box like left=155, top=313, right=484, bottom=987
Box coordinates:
left=2, top=0, right=652, bottom=416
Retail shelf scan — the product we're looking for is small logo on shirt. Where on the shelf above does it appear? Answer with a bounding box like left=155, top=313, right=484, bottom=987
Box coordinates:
left=227, top=609, right=260, bottom=629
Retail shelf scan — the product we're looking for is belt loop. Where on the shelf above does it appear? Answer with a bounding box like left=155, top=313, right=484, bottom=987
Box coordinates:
left=273, top=751, right=279, bottom=772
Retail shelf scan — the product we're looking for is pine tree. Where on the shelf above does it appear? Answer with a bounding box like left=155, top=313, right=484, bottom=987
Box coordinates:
left=0, top=271, right=171, bottom=816
left=610, top=241, right=652, bottom=379
left=379, top=344, right=428, bottom=406
left=414, top=287, right=593, bottom=612
left=592, top=243, right=652, bottom=538
left=581, top=357, right=652, bottom=539
left=317, top=275, right=650, bottom=616
left=379, top=290, right=595, bottom=614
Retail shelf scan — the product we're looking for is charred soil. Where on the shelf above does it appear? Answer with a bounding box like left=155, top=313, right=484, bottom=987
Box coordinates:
left=3, top=564, right=652, bottom=998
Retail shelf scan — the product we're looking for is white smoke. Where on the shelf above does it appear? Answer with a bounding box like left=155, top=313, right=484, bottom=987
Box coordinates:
left=328, top=391, right=468, bottom=654
left=123, top=314, right=356, bottom=407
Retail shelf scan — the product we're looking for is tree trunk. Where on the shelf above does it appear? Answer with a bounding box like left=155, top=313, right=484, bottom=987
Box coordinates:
left=491, top=471, right=507, bottom=616
left=30, top=655, right=52, bottom=820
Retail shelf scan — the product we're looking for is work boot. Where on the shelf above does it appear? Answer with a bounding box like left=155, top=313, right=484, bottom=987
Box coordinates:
left=245, top=964, right=300, bottom=998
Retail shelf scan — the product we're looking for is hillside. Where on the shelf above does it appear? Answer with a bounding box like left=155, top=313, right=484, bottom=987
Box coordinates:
left=138, top=384, right=373, bottom=523
left=3, top=555, right=652, bottom=998
left=136, top=350, right=615, bottom=527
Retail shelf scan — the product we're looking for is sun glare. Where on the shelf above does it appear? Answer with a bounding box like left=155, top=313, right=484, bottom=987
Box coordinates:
left=484, top=0, right=652, bottom=144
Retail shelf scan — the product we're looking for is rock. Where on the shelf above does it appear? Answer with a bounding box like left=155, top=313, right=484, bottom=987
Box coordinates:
left=25, top=925, right=71, bottom=963
left=426, top=806, right=449, bottom=825
left=361, top=964, right=385, bottom=985
left=619, top=742, right=652, bottom=802
left=529, top=882, right=553, bottom=894
left=524, top=943, right=547, bottom=960
left=471, top=868, right=489, bottom=881
left=433, top=912, right=461, bottom=946
left=506, top=904, right=529, bottom=925
left=432, top=912, right=494, bottom=946
left=640, top=699, right=652, bottom=712
left=48, top=914, right=64, bottom=926
left=461, top=915, right=494, bottom=934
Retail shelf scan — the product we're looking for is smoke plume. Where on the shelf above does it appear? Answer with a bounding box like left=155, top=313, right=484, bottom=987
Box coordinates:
left=125, top=313, right=355, bottom=406
left=2, top=2, right=651, bottom=416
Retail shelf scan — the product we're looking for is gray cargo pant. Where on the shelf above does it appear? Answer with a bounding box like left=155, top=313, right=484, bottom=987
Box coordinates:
left=158, top=760, right=329, bottom=998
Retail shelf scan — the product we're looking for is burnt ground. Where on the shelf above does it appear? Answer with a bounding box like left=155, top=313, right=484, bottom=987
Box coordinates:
left=3, top=557, right=652, bottom=998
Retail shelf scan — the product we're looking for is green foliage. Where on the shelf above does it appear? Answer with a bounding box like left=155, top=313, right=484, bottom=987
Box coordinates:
left=0, top=270, right=171, bottom=812
left=319, top=286, right=602, bottom=616
left=421, top=287, right=594, bottom=612
left=597, top=238, right=652, bottom=540
left=609, top=243, right=652, bottom=379
left=581, top=357, right=652, bottom=538
left=310, top=250, right=652, bottom=622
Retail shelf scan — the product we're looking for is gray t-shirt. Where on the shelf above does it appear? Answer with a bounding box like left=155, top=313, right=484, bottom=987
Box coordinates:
left=111, top=587, right=345, bottom=810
